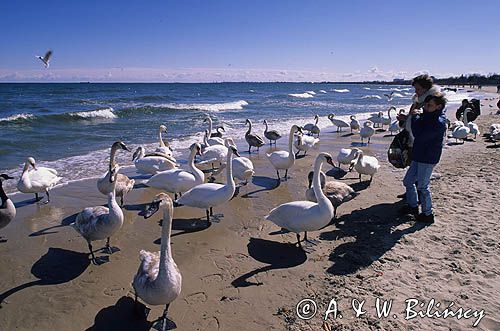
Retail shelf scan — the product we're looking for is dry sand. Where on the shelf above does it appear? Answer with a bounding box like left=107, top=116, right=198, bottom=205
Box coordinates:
left=0, top=92, right=499, bottom=331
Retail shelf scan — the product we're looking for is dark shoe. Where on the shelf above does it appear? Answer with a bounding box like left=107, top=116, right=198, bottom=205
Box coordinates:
left=416, top=213, right=434, bottom=223
left=397, top=192, right=406, bottom=199
left=398, top=205, right=419, bottom=216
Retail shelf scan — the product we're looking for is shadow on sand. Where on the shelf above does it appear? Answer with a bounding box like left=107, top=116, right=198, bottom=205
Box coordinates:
left=241, top=175, right=280, bottom=198
left=319, top=201, right=429, bottom=275
left=85, top=296, right=153, bottom=331
left=0, top=247, right=90, bottom=307
left=232, top=237, right=307, bottom=288
left=29, top=212, right=78, bottom=237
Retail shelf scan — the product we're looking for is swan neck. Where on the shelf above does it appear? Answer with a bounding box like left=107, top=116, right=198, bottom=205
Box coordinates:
left=22, top=162, right=30, bottom=173
left=246, top=121, right=252, bottom=135
left=159, top=204, right=173, bottom=275
left=0, top=181, right=8, bottom=204
left=287, top=128, right=295, bottom=161
left=226, top=150, right=236, bottom=189
left=312, top=159, right=329, bottom=206
left=188, top=148, right=204, bottom=182
left=110, top=145, right=120, bottom=168
left=315, top=117, right=319, bottom=125
left=159, top=129, right=166, bottom=148
left=207, top=118, right=213, bottom=135
left=264, top=121, right=268, bottom=132
left=463, top=109, right=469, bottom=125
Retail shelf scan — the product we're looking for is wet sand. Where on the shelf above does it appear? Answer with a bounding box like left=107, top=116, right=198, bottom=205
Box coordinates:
left=0, top=92, right=499, bottom=330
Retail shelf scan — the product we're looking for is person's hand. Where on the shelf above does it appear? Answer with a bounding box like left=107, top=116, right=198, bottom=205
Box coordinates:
left=396, top=113, right=408, bottom=121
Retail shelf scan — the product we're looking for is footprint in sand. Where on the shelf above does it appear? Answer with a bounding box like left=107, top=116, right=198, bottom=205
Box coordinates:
left=185, top=291, right=208, bottom=305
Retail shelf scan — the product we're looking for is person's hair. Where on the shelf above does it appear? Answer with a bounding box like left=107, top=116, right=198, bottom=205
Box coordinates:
left=424, top=92, right=447, bottom=110
left=461, top=99, right=469, bottom=104
left=412, top=74, right=433, bottom=90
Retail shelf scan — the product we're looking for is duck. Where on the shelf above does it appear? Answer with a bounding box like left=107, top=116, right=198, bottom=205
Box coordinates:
left=176, top=139, right=239, bottom=223
left=265, top=153, right=335, bottom=248
left=305, top=171, right=359, bottom=219
left=147, top=143, right=204, bottom=200
left=155, top=125, right=174, bottom=157
left=451, top=122, right=470, bottom=144
left=266, top=125, right=302, bottom=181
left=462, top=108, right=480, bottom=139
left=294, top=132, right=319, bottom=157
left=337, top=148, right=358, bottom=171
left=133, top=147, right=178, bottom=175
left=349, top=115, right=360, bottom=133
left=328, top=114, right=349, bottom=133
left=263, top=120, right=282, bottom=145
left=353, top=149, right=380, bottom=184
left=97, top=141, right=135, bottom=206
left=17, top=157, right=62, bottom=203
left=0, top=174, right=16, bottom=239
left=133, top=193, right=182, bottom=330
left=245, top=119, right=265, bottom=153
left=71, top=165, right=124, bottom=264
left=359, top=121, right=375, bottom=144
left=303, top=115, right=320, bottom=136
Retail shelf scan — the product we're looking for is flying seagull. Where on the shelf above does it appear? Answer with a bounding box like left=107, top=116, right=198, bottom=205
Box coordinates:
left=384, top=91, right=394, bottom=102
left=36, top=50, right=52, bottom=68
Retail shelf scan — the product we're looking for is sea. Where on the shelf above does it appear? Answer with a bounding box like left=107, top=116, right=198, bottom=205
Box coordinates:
left=0, top=82, right=479, bottom=193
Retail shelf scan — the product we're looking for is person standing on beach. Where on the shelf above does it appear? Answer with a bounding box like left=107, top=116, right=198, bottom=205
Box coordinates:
left=399, top=93, right=447, bottom=223
left=396, top=74, right=441, bottom=199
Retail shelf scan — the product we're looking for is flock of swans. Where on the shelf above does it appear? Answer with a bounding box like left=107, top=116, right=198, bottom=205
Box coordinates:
left=2, top=109, right=497, bottom=328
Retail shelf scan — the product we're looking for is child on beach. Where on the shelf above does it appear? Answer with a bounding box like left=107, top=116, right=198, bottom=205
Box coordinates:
left=400, top=93, right=447, bottom=223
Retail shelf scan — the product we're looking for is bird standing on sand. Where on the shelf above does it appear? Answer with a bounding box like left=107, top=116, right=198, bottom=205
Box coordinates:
left=263, top=120, right=282, bottom=145
left=36, top=50, right=52, bottom=68
left=0, top=174, right=16, bottom=241
left=245, top=119, right=265, bottom=153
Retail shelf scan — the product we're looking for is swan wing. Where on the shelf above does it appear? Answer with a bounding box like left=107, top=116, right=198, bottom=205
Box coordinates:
left=266, top=201, right=317, bottom=232
left=135, top=250, right=160, bottom=284
left=177, top=183, right=225, bottom=207
left=72, top=206, right=109, bottom=235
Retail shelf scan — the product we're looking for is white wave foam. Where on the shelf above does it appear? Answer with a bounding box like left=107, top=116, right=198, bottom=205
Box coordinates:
left=318, top=90, right=327, bottom=94
left=163, top=100, right=249, bottom=112
left=333, top=89, right=350, bottom=93
left=70, top=107, right=117, bottom=119
left=0, top=113, right=34, bottom=122
left=361, top=95, right=382, bottom=99
left=305, top=91, right=316, bottom=95
left=363, top=87, right=371, bottom=90
left=289, top=93, right=314, bottom=98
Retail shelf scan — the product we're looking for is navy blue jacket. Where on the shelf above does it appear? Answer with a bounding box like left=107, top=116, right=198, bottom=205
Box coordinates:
left=411, top=110, right=447, bottom=165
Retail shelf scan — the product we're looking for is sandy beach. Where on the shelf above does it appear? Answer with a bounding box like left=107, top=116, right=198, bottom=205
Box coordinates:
left=0, top=91, right=499, bottom=331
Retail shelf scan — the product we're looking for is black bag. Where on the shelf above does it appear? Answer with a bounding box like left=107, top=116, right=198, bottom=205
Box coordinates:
left=388, top=130, right=411, bottom=168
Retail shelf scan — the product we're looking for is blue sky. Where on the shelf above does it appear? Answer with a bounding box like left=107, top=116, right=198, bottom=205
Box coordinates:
left=1, top=0, right=499, bottom=82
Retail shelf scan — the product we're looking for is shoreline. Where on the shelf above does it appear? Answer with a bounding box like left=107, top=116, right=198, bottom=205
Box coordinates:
left=0, top=91, right=499, bottom=330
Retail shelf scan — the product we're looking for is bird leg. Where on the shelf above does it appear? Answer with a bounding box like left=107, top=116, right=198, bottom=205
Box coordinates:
left=210, top=207, right=214, bottom=216
left=359, top=173, right=362, bottom=182
left=104, top=237, right=119, bottom=254
left=88, top=242, right=98, bottom=264
left=120, top=196, right=124, bottom=207
left=276, top=170, right=280, bottom=181
left=284, top=169, right=288, bottom=181
left=303, top=231, right=319, bottom=246
left=296, top=233, right=302, bottom=248
left=334, top=207, right=337, bottom=219
left=174, top=193, right=178, bottom=200
left=206, top=209, right=211, bottom=223
left=155, top=303, right=176, bottom=331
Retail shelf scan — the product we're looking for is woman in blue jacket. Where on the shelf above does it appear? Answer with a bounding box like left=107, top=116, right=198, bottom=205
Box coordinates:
left=401, top=93, right=447, bottom=223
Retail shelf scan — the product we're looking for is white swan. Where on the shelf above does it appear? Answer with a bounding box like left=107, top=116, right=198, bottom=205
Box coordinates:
left=0, top=174, right=16, bottom=238
left=294, top=132, right=319, bottom=156
left=17, top=157, right=61, bottom=203
left=388, top=109, right=404, bottom=135
left=349, top=115, right=360, bottom=133
left=71, top=165, right=124, bottom=264
left=97, top=141, right=134, bottom=206
left=205, top=128, right=224, bottom=146
left=328, top=114, right=349, bottom=132
left=303, top=115, right=320, bottom=136
left=450, top=120, right=464, bottom=131
left=353, top=149, right=380, bottom=184
left=196, top=130, right=228, bottom=171
left=133, top=193, right=182, bottom=330
left=451, top=123, right=470, bottom=143
left=462, top=108, right=480, bottom=139
left=155, top=125, right=174, bottom=157
left=265, top=153, right=335, bottom=248
left=337, top=148, right=358, bottom=171
left=133, top=147, right=178, bottom=175
left=305, top=171, right=359, bottom=218
left=147, top=143, right=204, bottom=200
left=379, top=107, right=394, bottom=129
left=266, top=125, right=302, bottom=181
left=368, top=112, right=383, bottom=128
left=204, top=116, right=225, bottom=139
left=176, top=139, right=239, bottom=223
left=359, top=121, right=375, bottom=144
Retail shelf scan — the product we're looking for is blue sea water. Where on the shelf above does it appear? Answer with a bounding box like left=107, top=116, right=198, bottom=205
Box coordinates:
left=0, top=82, right=474, bottom=193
